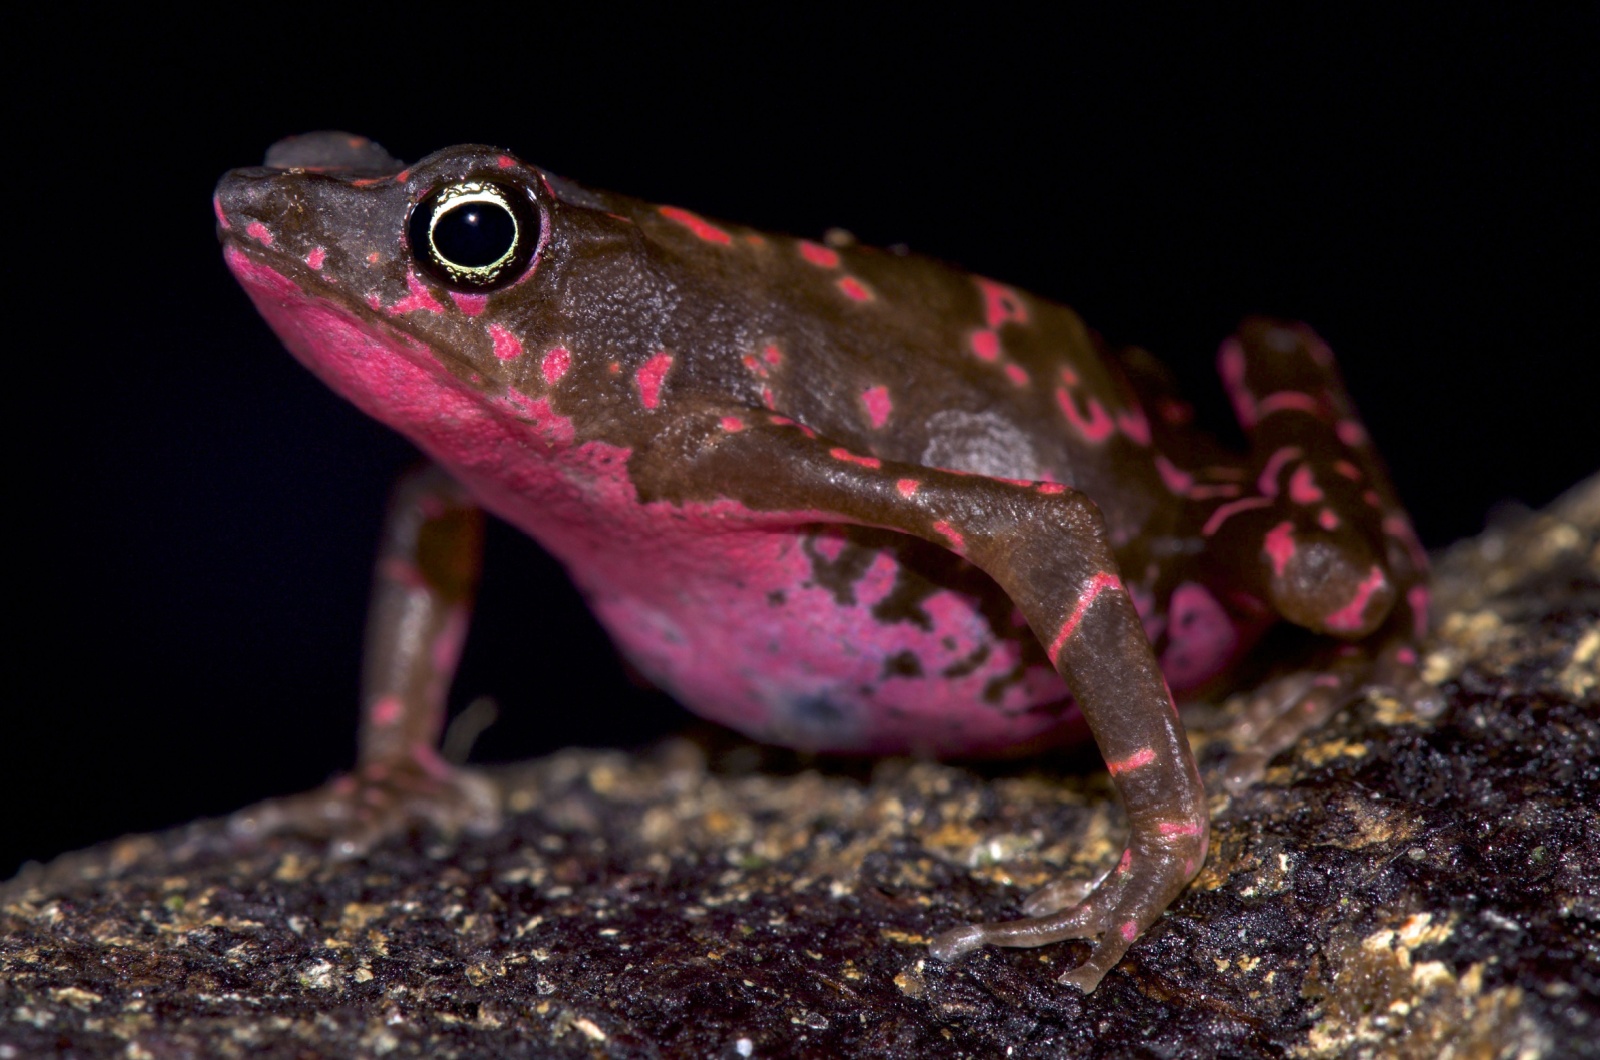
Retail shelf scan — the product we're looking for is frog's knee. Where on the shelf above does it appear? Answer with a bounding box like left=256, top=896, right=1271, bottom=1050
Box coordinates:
left=1267, top=532, right=1395, bottom=638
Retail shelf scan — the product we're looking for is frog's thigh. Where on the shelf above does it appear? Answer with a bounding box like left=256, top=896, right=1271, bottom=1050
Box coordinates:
left=657, top=415, right=1209, bottom=992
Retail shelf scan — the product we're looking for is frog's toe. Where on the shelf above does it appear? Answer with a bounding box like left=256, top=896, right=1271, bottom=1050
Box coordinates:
left=228, top=758, right=501, bottom=856
left=1020, top=869, right=1110, bottom=917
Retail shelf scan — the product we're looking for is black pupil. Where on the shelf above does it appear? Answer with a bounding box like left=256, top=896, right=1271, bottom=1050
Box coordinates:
left=432, top=201, right=515, bottom=268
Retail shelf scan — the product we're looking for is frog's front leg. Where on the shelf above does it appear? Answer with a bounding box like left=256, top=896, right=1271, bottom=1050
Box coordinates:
left=644, top=412, right=1209, bottom=993
left=230, top=465, right=499, bottom=856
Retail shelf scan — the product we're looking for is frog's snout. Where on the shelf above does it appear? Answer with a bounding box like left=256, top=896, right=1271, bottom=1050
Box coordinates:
left=1268, top=535, right=1396, bottom=639
left=261, top=131, right=403, bottom=175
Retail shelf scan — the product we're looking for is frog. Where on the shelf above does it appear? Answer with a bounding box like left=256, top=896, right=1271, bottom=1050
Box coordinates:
left=214, top=131, right=1433, bottom=993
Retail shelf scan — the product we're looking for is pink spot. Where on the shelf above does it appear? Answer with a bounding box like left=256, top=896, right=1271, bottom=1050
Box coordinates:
left=1257, top=446, right=1304, bottom=497
left=245, top=221, right=273, bottom=245
left=931, top=520, right=965, bottom=553
left=1120, top=921, right=1140, bottom=942
left=396, top=168, right=412, bottom=182
left=896, top=478, right=920, bottom=497
left=861, top=385, right=892, bottom=429
left=798, top=240, right=840, bottom=268
left=1158, top=821, right=1203, bottom=837
left=489, top=325, right=523, bottom=362
left=636, top=352, right=673, bottom=409
left=1154, top=455, right=1194, bottom=495
left=1047, top=572, right=1122, bottom=664
left=306, top=246, right=326, bottom=270
left=1324, top=565, right=1389, bottom=633
left=1201, top=496, right=1272, bottom=537
left=812, top=531, right=846, bottom=562
left=1056, top=387, right=1115, bottom=444
left=451, top=292, right=489, bottom=316
left=496, top=154, right=515, bottom=168
left=761, top=386, right=776, bottom=408
left=658, top=205, right=732, bottom=245
left=1117, top=849, right=1133, bottom=873
left=542, top=347, right=571, bottom=384
left=1263, top=521, right=1297, bottom=577
left=1289, top=465, right=1323, bottom=505
left=367, top=251, right=380, bottom=264
left=720, top=416, right=746, bottom=432
left=370, top=695, right=403, bottom=727
left=1334, top=459, right=1363, bottom=480
left=212, top=194, right=230, bottom=230
left=1004, top=363, right=1030, bottom=387
left=836, top=276, right=873, bottom=301
left=1318, top=508, right=1341, bottom=531
left=1106, top=747, right=1156, bottom=776
left=829, top=447, right=882, bottom=469
left=1396, top=647, right=1418, bottom=665
left=969, top=328, right=1001, bottom=362
left=763, top=345, right=783, bottom=366
left=388, top=270, right=446, bottom=315
left=1336, top=420, right=1367, bottom=447
left=1036, top=482, right=1067, bottom=495
left=1363, top=489, right=1383, bottom=507
left=1116, top=407, right=1151, bottom=446
left=976, top=278, right=1028, bottom=328
left=1257, top=391, right=1322, bottom=419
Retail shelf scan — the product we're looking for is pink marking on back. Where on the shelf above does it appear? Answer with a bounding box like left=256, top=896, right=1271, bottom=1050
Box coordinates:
left=896, top=478, right=920, bottom=497
left=636, top=352, right=673, bottom=409
left=1120, top=921, right=1140, bottom=942
left=541, top=347, right=571, bottom=384
left=976, top=278, right=1028, bottom=328
left=1159, top=821, right=1203, bottom=837
left=1047, top=572, right=1122, bottom=664
left=388, top=270, right=446, bottom=315
left=829, top=447, right=882, bottom=469
left=451, top=292, right=489, bottom=316
left=1289, top=465, right=1323, bottom=504
left=396, top=168, right=412, bottom=182
left=305, top=246, right=326, bottom=270
left=367, top=251, right=380, bottom=264
left=1408, top=585, right=1431, bottom=638
left=1334, top=459, right=1363, bottom=480
left=931, top=520, right=965, bottom=553
left=1263, top=521, right=1297, bottom=577
left=1056, top=387, right=1115, bottom=444
left=1318, top=508, right=1341, bottom=531
left=1396, top=646, right=1418, bottom=665
left=1257, top=390, right=1322, bottom=419
left=1117, top=848, right=1134, bottom=873
left=720, top=416, right=746, bottom=432
left=1201, top=496, right=1272, bottom=537
left=245, top=221, right=273, bottom=245
left=761, top=386, right=776, bottom=408
left=763, top=345, right=783, bottom=365
left=836, top=276, right=873, bottom=301
left=489, top=325, right=523, bottom=362
left=370, top=695, right=403, bottom=727
left=1325, top=565, right=1388, bottom=632
left=1257, top=446, right=1304, bottom=497
left=1154, top=455, right=1194, bottom=495
left=658, top=205, right=732, bottom=245
left=969, top=328, right=1001, bottom=362
left=1116, top=407, right=1151, bottom=446
left=213, top=194, right=230, bottom=230
left=798, top=240, right=840, bottom=268
left=1336, top=420, right=1367, bottom=447
left=861, top=385, right=892, bottom=429
left=1106, top=747, right=1156, bottom=776
left=1036, top=482, right=1067, bottom=495
left=1003, top=363, right=1030, bottom=387
left=496, top=154, right=515, bottom=168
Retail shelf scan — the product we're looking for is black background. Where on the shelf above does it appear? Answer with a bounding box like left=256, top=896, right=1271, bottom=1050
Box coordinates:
left=9, top=9, right=1594, bottom=877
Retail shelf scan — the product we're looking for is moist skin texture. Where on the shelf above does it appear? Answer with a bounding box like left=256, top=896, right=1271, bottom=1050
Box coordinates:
left=215, top=131, right=1431, bottom=993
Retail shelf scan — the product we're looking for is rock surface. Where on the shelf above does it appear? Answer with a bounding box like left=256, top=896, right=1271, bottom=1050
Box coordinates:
left=4, top=475, right=1596, bottom=1059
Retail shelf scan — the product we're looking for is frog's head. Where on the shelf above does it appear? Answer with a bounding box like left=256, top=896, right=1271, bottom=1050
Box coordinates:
left=215, top=132, right=660, bottom=450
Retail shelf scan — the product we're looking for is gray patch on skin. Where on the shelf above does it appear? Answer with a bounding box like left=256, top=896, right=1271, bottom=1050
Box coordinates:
left=921, top=409, right=1050, bottom=481
left=766, top=693, right=865, bottom=752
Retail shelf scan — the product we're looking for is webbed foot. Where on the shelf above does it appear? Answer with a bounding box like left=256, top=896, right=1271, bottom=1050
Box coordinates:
left=229, top=747, right=500, bottom=858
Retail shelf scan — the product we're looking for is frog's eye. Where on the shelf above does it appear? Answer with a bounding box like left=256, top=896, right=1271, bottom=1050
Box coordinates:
left=408, top=180, right=538, bottom=290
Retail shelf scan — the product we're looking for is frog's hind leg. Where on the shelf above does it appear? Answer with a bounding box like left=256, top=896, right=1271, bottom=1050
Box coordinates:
left=229, top=465, right=500, bottom=857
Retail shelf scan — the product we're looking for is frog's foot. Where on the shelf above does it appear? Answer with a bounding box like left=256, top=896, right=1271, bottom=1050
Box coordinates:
left=1221, top=644, right=1442, bottom=794
left=930, top=836, right=1203, bottom=993
left=229, top=746, right=500, bottom=859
